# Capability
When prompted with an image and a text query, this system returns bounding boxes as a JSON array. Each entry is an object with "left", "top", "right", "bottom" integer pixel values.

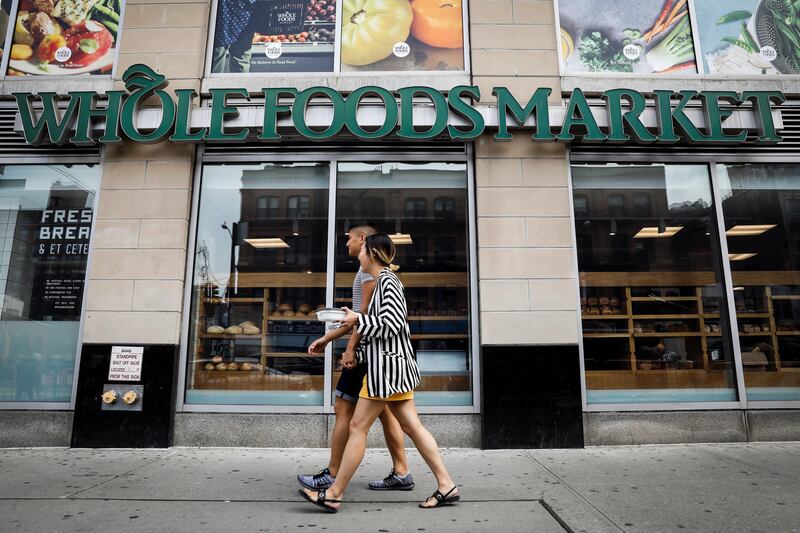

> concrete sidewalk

[{"left": 1, "top": 443, "right": 798, "bottom": 532}]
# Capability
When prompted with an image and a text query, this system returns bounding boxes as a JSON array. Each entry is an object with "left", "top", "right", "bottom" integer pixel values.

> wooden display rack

[{"left": 581, "top": 271, "right": 800, "bottom": 391}]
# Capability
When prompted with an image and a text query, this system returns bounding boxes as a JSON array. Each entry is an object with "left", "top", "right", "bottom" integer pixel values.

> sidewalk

[{"left": 1, "top": 443, "right": 798, "bottom": 532}]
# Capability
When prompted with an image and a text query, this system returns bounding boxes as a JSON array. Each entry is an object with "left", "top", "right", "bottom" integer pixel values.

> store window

[
  {"left": 185, "top": 159, "right": 474, "bottom": 408},
  {"left": 718, "top": 164, "right": 800, "bottom": 401},
  {"left": 187, "top": 163, "right": 330, "bottom": 406},
  {"left": 208, "top": 0, "right": 466, "bottom": 74},
  {"left": 695, "top": 1, "right": 799, "bottom": 75},
  {"left": 572, "top": 163, "right": 738, "bottom": 404},
  {"left": 334, "top": 162, "right": 471, "bottom": 406},
  {"left": 5, "top": 0, "right": 124, "bottom": 77},
  {"left": 0, "top": 164, "right": 99, "bottom": 403}
]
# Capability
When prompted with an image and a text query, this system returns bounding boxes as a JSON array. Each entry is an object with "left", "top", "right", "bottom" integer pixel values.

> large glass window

[
  {"left": 572, "top": 163, "right": 738, "bottom": 404},
  {"left": 208, "top": 0, "right": 465, "bottom": 74},
  {"left": 6, "top": 0, "right": 124, "bottom": 77},
  {"left": 0, "top": 164, "right": 99, "bottom": 403},
  {"left": 334, "top": 162, "right": 471, "bottom": 406},
  {"left": 187, "top": 163, "right": 330, "bottom": 406},
  {"left": 718, "top": 164, "right": 800, "bottom": 401},
  {"left": 185, "top": 159, "right": 474, "bottom": 408}
]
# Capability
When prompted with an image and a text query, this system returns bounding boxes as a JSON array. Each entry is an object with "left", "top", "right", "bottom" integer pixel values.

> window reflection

[
  {"left": 334, "top": 162, "right": 472, "bottom": 406},
  {"left": 719, "top": 164, "right": 800, "bottom": 401},
  {"left": 573, "top": 163, "right": 738, "bottom": 404},
  {"left": 187, "top": 163, "right": 329, "bottom": 406}
]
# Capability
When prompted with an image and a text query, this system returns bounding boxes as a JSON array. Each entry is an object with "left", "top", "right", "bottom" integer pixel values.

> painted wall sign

[
  {"left": 13, "top": 64, "right": 785, "bottom": 146},
  {"left": 108, "top": 346, "right": 144, "bottom": 382}
]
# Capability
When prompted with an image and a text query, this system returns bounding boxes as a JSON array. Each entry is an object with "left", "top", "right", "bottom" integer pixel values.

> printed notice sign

[{"left": 108, "top": 346, "right": 144, "bottom": 381}]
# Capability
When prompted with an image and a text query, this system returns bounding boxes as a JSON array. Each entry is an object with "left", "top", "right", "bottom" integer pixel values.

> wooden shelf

[
  {"left": 777, "top": 331, "right": 800, "bottom": 336},
  {"left": 634, "top": 332, "right": 703, "bottom": 337},
  {"left": 408, "top": 316, "right": 468, "bottom": 321},
  {"left": 203, "top": 298, "right": 263, "bottom": 303},
  {"left": 268, "top": 316, "right": 320, "bottom": 322},
  {"left": 738, "top": 332, "right": 773, "bottom": 337},
  {"left": 771, "top": 295, "right": 800, "bottom": 300},
  {"left": 198, "top": 333, "right": 265, "bottom": 339},
  {"left": 736, "top": 313, "right": 771, "bottom": 318},
  {"left": 629, "top": 296, "right": 698, "bottom": 302},
  {"left": 584, "top": 333, "right": 630, "bottom": 338},
  {"left": 411, "top": 334, "right": 468, "bottom": 339},
  {"left": 633, "top": 314, "right": 700, "bottom": 319},
  {"left": 582, "top": 315, "right": 630, "bottom": 320}
]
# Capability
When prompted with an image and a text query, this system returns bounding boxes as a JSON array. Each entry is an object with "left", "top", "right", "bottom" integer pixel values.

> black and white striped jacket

[{"left": 356, "top": 268, "right": 421, "bottom": 399}]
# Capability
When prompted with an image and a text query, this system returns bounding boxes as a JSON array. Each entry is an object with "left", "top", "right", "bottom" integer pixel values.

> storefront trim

[
  {"left": 570, "top": 151, "right": 800, "bottom": 412},
  {"left": 175, "top": 144, "right": 479, "bottom": 414}
]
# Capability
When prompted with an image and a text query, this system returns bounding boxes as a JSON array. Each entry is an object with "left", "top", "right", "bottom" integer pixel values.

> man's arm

[{"left": 341, "top": 279, "right": 375, "bottom": 363}]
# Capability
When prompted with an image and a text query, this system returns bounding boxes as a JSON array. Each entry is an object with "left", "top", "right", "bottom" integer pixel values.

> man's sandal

[
  {"left": 419, "top": 485, "right": 460, "bottom": 508},
  {"left": 299, "top": 488, "right": 342, "bottom": 513}
]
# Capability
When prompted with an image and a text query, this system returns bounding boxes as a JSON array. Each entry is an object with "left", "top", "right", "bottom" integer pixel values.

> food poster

[
  {"left": 695, "top": 0, "right": 799, "bottom": 75},
  {"left": 558, "top": 0, "right": 698, "bottom": 74},
  {"left": 7, "top": 0, "right": 122, "bottom": 76},
  {"left": 211, "top": 0, "right": 337, "bottom": 74},
  {"left": 0, "top": 0, "right": 12, "bottom": 60},
  {"left": 340, "top": 0, "right": 464, "bottom": 72}
]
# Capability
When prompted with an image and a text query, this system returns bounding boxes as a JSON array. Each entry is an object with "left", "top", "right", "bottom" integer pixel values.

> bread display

[
  {"left": 215, "top": 362, "right": 228, "bottom": 370},
  {"left": 211, "top": 356, "right": 223, "bottom": 363},
  {"left": 298, "top": 304, "right": 312, "bottom": 313},
  {"left": 227, "top": 362, "right": 240, "bottom": 371},
  {"left": 278, "top": 303, "right": 292, "bottom": 312},
  {"left": 283, "top": 310, "right": 296, "bottom": 317},
  {"left": 242, "top": 325, "right": 261, "bottom": 335},
  {"left": 207, "top": 325, "right": 225, "bottom": 334},
  {"left": 224, "top": 325, "right": 243, "bottom": 335},
  {"left": 204, "top": 363, "right": 215, "bottom": 370},
  {"left": 238, "top": 321, "right": 256, "bottom": 328},
  {"left": 240, "top": 362, "right": 254, "bottom": 371}
]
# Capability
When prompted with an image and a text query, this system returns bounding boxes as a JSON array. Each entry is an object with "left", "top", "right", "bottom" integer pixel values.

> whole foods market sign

[{"left": 14, "top": 64, "right": 785, "bottom": 146}]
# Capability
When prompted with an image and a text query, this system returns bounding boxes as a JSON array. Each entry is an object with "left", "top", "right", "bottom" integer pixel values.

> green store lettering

[{"left": 12, "top": 64, "right": 785, "bottom": 147}]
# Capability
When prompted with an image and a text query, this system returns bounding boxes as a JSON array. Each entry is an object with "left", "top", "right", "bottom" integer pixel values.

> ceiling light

[
  {"left": 390, "top": 233, "right": 413, "bottom": 245},
  {"left": 633, "top": 226, "right": 683, "bottom": 238},
  {"left": 728, "top": 253, "right": 757, "bottom": 261},
  {"left": 726, "top": 224, "right": 777, "bottom": 236},
  {"left": 244, "top": 238, "right": 289, "bottom": 248}
]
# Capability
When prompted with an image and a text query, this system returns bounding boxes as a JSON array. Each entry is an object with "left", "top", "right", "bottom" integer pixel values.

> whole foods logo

[
  {"left": 276, "top": 10, "right": 297, "bottom": 23},
  {"left": 12, "top": 64, "right": 786, "bottom": 146}
]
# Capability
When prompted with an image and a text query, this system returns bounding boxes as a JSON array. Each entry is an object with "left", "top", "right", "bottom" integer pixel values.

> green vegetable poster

[
  {"left": 695, "top": 0, "right": 798, "bottom": 74},
  {"left": 558, "top": 0, "right": 697, "bottom": 74}
]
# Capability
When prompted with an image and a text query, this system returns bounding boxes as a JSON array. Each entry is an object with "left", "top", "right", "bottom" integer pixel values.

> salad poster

[
  {"left": 0, "top": 0, "right": 11, "bottom": 62},
  {"left": 7, "top": 0, "right": 122, "bottom": 76},
  {"left": 695, "top": 0, "right": 800, "bottom": 75},
  {"left": 211, "top": 0, "right": 464, "bottom": 74},
  {"left": 558, "top": 0, "right": 698, "bottom": 74}
]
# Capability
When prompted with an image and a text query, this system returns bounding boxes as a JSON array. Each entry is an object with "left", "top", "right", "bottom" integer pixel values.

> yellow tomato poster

[{"left": 340, "top": 0, "right": 464, "bottom": 72}]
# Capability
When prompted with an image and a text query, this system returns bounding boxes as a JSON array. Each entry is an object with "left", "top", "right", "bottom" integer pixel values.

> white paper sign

[{"left": 108, "top": 346, "right": 144, "bottom": 381}]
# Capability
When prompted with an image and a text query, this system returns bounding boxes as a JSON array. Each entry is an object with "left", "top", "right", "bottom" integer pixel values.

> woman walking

[{"left": 300, "top": 233, "right": 459, "bottom": 512}]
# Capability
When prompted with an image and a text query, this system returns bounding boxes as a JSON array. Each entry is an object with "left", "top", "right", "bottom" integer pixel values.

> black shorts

[{"left": 335, "top": 363, "right": 368, "bottom": 403}]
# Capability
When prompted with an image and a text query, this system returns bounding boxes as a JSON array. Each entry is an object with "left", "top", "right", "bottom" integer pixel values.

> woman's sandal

[
  {"left": 299, "top": 488, "right": 342, "bottom": 513},
  {"left": 419, "top": 485, "right": 460, "bottom": 508}
]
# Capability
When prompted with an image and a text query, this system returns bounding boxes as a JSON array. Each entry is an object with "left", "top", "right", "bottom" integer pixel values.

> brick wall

[{"left": 470, "top": 1, "right": 579, "bottom": 346}]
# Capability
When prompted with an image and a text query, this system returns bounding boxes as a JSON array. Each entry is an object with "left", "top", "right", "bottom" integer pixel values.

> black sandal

[
  {"left": 419, "top": 485, "right": 460, "bottom": 508},
  {"left": 299, "top": 488, "right": 342, "bottom": 513}
]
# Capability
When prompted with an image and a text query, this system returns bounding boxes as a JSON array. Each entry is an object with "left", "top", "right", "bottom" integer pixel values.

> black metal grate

[
  {"left": 0, "top": 103, "right": 101, "bottom": 162},
  {"left": 571, "top": 104, "right": 800, "bottom": 162}
]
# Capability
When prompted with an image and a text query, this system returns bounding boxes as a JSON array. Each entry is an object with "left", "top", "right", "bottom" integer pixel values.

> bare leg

[
  {"left": 379, "top": 405, "right": 409, "bottom": 475},
  {"left": 305, "top": 397, "right": 386, "bottom": 506},
  {"left": 327, "top": 397, "right": 356, "bottom": 476},
  {"left": 387, "top": 399, "right": 457, "bottom": 507}
]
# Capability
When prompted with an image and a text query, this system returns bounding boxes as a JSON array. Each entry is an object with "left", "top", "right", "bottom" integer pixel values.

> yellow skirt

[{"left": 359, "top": 377, "right": 413, "bottom": 401}]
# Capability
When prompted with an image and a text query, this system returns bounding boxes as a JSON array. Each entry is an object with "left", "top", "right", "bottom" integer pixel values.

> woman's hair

[{"left": 364, "top": 233, "right": 398, "bottom": 270}]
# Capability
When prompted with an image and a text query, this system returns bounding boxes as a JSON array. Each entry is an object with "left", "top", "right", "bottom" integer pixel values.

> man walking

[{"left": 298, "top": 222, "right": 415, "bottom": 492}]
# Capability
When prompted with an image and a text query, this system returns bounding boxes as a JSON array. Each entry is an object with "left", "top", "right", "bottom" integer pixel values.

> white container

[{"left": 316, "top": 308, "right": 346, "bottom": 322}]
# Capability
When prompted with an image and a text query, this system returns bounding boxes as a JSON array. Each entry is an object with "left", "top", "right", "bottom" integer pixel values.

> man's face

[{"left": 346, "top": 229, "right": 364, "bottom": 257}]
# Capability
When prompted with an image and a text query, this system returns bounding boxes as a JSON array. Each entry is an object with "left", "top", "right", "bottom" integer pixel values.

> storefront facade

[{"left": 1, "top": 0, "right": 799, "bottom": 448}]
